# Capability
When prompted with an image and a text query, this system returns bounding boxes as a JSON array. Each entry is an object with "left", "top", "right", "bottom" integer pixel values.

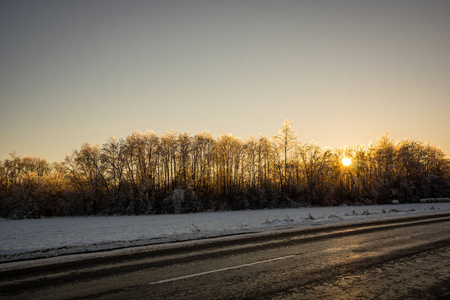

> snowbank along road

[
  {"left": 2, "top": 203, "right": 449, "bottom": 262},
  {"left": 1, "top": 213, "right": 450, "bottom": 299}
]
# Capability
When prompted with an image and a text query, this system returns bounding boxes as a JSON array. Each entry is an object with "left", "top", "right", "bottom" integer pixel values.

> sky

[{"left": 1, "top": 0, "right": 449, "bottom": 163}]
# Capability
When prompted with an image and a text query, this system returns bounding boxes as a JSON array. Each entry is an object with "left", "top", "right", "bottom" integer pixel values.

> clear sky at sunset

[{"left": 1, "top": 0, "right": 449, "bottom": 163}]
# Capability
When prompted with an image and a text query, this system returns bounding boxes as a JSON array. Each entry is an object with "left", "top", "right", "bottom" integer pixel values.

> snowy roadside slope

[{"left": 1, "top": 203, "right": 450, "bottom": 263}]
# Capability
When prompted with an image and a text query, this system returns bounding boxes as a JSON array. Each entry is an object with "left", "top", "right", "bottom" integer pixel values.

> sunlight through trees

[{"left": 1, "top": 122, "right": 449, "bottom": 218}]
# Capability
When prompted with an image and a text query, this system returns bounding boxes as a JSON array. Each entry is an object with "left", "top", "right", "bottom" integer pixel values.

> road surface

[{"left": 1, "top": 213, "right": 450, "bottom": 299}]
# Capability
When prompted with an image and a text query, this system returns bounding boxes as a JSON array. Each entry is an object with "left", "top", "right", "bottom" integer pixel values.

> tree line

[{"left": 1, "top": 121, "right": 449, "bottom": 219}]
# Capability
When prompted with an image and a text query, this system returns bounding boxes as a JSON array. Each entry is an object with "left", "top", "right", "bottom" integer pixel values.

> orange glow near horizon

[{"left": 0, "top": 2, "right": 449, "bottom": 163}]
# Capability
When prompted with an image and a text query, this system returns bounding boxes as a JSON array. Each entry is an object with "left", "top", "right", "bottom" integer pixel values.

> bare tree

[{"left": 273, "top": 120, "right": 298, "bottom": 193}]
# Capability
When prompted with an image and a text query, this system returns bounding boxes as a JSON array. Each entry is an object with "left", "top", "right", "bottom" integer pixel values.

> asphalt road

[{"left": 1, "top": 213, "right": 450, "bottom": 299}]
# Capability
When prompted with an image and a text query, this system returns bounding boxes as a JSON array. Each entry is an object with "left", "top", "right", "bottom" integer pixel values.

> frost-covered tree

[
  {"left": 274, "top": 120, "right": 298, "bottom": 193},
  {"left": 1, "top": 124, "right": 450, "bottom": 218}
]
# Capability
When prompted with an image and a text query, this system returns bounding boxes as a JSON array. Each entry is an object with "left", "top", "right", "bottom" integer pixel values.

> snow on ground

[{"left": 1, "top": 203, "right": 450, "bottom": 263}]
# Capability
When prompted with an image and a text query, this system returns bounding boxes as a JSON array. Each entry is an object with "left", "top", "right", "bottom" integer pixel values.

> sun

[{"left": 342, "top": 157, "right": 352, "bottom": 167}]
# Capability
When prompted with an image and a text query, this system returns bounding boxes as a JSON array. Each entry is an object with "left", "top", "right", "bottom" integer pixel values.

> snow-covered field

[{"left": 1, "top": 203, "right": 450, "bottom": 263}]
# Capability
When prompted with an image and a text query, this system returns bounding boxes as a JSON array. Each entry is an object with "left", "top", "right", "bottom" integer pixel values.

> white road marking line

[{"left": 148, "top": 254, "right": 296, "bottom": 285}]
